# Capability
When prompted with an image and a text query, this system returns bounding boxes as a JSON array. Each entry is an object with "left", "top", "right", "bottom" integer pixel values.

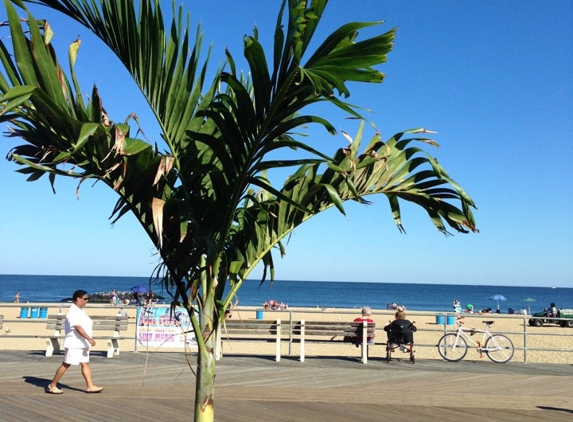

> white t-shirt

[{"left": 64, "top": 304, "right": 93, "bottom": 349}]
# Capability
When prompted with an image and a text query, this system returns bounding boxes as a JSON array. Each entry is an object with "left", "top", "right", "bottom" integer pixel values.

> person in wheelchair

[{"left": 384, "top": 310, "right": 417, "bottom": 362}]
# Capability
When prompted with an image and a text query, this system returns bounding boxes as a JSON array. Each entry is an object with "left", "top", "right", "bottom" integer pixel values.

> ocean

[{"left": 1, "top": 274, "right": 571, "bottom": 314}]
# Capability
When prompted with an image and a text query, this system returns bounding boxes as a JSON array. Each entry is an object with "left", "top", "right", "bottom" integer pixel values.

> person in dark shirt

[{"left": 384, "top": 310, "right": 417, "bottom": 347}]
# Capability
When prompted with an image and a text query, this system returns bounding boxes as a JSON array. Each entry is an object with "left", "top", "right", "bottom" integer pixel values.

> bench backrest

[
  {"left": 293, "top": 320, "right": 375, "bottom": 339},
  {"left": 46, "top": 314, "right": 128, "bottom": 334},
  {"left": 221, "top": 319, "right": 282, "bottom": 336}
]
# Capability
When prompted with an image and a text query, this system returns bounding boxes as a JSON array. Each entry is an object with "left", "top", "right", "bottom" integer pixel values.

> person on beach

[
  {"left": 225, "top": 298, "right": 238, "bottom": 320},
  {"left": 14, "top": 292, "right": 19, "bottom": 303},
  {"left": 109, "top": 289, "right": 116, "bottom": 306},
  {"left": 545, "top": 303, "right": 557, "bottom": 317},
  {"left": 45, "top": 290, "right": 104, "bottom": 394},
  {"left": 352, "top": 306, "right": 375, "bottom": 345},
  {"left": 390, "top": 302, "right": 407, "bottom": 312},
  {"left": 145, "top": 290, "right": 154, "bottom": 306}
]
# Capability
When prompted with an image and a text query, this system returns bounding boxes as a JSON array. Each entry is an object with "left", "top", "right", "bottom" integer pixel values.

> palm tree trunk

[{"left": 194, "top": 303, "right": 217, "bottom": 421}]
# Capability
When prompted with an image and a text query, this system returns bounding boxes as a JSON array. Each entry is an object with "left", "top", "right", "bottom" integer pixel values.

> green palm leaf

[{"left": 1, "top": 2, "right": 477, "bottom": 420}]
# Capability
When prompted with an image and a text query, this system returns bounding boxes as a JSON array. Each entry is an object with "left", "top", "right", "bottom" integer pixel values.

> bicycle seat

[{"left": 482, "top": 320, "right": 495, "bottom": 325}]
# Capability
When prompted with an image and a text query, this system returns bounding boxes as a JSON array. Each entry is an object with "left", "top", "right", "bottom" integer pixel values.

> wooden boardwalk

[{"left": 0, "top": 350, "right": 572, "bottom": 421}]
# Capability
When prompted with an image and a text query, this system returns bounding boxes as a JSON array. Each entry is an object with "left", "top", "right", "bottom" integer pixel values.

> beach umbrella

[
  {"left": 522, "top": 297, "right": 536, "bottom": 314},
  {"left": 488, "top": 294, "right": 507, "bottom": 311},
  {"left": 130, "top": 285, "right": 149, "bottom": 294}
]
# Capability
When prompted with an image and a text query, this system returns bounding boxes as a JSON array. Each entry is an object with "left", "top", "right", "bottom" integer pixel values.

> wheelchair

[{"left": 384, "top": 320, "right": 417, "bottom": 363}]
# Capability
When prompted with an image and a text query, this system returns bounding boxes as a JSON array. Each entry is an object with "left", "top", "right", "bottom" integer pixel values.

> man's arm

[{"left": 74, "top": 325, "right": 96, "bottom": 347}]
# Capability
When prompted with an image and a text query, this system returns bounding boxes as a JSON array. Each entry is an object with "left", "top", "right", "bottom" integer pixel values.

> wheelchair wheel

[
  {"left": 437, "top": 333, "right": 467, "bottom": 362},
  {"left": 485, "top": 334, "right": 514, "bottom": 363}
]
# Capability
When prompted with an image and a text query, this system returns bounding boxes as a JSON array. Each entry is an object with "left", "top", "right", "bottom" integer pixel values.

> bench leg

[
  {"left": 45, "top": 338, "right": 60, "bottom": 357},
  {"left": 275, "top": 320, "right": 281, "bottom": 362},
  {"left": 106, "top": 339, "right": 120, "bottom": 358},
  {"left": 361, "top": 344, "right": 368, "bottom": 364}
]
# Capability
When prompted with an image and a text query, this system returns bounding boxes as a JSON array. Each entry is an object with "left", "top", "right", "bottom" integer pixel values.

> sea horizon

[
  {"left": 2, "top": 272, "right": 570, "bottom": 289},
  {"left": 1, "top": 274, "right": 571, "bottom": 314}
]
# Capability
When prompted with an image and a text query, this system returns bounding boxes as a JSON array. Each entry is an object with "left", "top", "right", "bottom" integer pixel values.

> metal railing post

[
  {"left": 523, "top": 318, "right": 528, "bottom": 364},
  {"left": 288, "top": 310, "right": 293, "bottom": 356}
]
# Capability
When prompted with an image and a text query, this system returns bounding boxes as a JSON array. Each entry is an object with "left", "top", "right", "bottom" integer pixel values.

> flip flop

[
  {"left": 46, "top": 386, "right": 63, "bottom": 394},
  {"left": 86, "top": 386, "right": 104, "bottom": 393}
]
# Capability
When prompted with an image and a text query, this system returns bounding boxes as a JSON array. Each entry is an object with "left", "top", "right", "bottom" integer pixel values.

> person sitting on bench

[{"left": 352, "top": 306, "right": 375, "bottom": 346}]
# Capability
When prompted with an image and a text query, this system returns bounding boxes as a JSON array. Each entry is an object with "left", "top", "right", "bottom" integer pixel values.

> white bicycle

[{"left": 437, "top": 318, "right": 514, "bottom": 363}]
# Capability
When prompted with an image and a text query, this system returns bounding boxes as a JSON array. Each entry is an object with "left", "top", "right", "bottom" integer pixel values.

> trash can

[
  {"left": 446, "top": 315, "right": 455, "bottom": 325},
  {"left": 19, "top": 307, "right": 30, "bottom": 318},
  {"left": 256, "top": 310, "right": 264, "bottom": 320},
  {"left": 30, "top": 307, "right": 39, "bottom": 318},
  {"left": 435, "top": 315, "right": 444, "bottom": 325},
  {"left": 39, "top": 307, "right": 48, "bottom": 318}
]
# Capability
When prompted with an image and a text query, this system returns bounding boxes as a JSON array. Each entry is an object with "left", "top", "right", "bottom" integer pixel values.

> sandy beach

[{"left": 1, "top": 303, "right": 571, "bottom": 364}]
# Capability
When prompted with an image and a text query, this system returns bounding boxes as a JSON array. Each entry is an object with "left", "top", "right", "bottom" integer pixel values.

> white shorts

[{"left": 63, "top": 348, "right": 90, "bottom": 365}]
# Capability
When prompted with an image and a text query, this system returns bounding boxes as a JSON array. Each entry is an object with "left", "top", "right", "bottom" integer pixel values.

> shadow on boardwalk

[{"left": 0, "top": 350, "right": 572, "bottom": 421}]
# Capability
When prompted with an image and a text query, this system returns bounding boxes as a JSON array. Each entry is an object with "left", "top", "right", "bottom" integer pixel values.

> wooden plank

[
  {"left": 0, "top": 350, "right": 572, "bottom": 422},
  {"left": 293, "top": 320, "right": 376, "bottom": 339},
  {"left": 221, "top": 320, "right": 282, "bottom": 337},
  {"left": 92, "top": 315, "right": 129, "bottom": 321}
]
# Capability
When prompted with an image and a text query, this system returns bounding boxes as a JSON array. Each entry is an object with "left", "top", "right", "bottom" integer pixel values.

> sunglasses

[{"left": 81, "top": 297, "right": 89, "bottom": 300}]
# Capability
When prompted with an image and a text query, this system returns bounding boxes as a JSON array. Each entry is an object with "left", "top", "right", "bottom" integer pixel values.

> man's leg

[
  {"left": 80, "top": 360, "right": 104, "bottom": 392},
  {"left": 47, "top": 362, "right": 70, "bottom": 390},
  {"left": 80, "top": 362, "right": 95, "bottom": 389}
]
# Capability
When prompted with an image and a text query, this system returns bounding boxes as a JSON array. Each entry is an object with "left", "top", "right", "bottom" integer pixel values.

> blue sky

[{"left": 0, "top": 1, "right": 571, "bottom": 287}]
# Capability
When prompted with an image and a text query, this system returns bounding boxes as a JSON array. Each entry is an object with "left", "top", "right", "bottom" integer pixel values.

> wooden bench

[
  {"left": 215, "top": 319, "right": 283, "bottom": 361},
  {"left": 44, "top": 314, "right": 129, "bottom": 358},
  {"left": 294, "top": 320, "right": 376, "bottom": 363}
]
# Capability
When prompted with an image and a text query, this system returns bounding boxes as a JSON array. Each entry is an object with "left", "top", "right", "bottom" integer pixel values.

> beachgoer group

[
  {"left": 387, "top": 302, "right": 407, "bottom": 312},
  {"left": 478, "top": 307, "right": 493, "bottom": 314},
  {"left": 262, "top": 300, "right": 288, "bottom": 310},
  {"left": 452, "top": 300, "right": 476, "bottom": 314},
  {"left": 133, "top": 292, "right": 145, "bottom": 306}
]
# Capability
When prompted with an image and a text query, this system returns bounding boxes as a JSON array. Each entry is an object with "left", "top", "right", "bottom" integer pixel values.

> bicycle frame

[{"left": 452, "top": 324, "right": 496, "bottom": 353}]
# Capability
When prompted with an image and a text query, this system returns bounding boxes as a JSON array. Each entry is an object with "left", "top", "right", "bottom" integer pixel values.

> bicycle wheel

[
  {"left": 437, "top": 333, "right": 467, "bottom": 362},
  {"left": 485, "top": 334, "right": 514, "bottom": 363}
]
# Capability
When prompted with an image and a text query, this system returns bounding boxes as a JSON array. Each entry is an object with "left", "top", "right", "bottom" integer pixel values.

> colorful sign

[{"left": 136, "top": 306, "right": 197, "bottom": 350}]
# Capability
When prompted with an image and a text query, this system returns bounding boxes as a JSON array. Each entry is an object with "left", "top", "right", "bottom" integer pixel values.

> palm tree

[{"left": 0, "top": 1, "right": 477, "bottom": 420}]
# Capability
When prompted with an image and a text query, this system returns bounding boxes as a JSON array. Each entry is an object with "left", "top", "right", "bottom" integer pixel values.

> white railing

[
  {"left": 248, "top": 308, "right": 573, "bottom": 364},
  {"left": 2, "top": 305, "right": 572, "bottom": 363}
]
